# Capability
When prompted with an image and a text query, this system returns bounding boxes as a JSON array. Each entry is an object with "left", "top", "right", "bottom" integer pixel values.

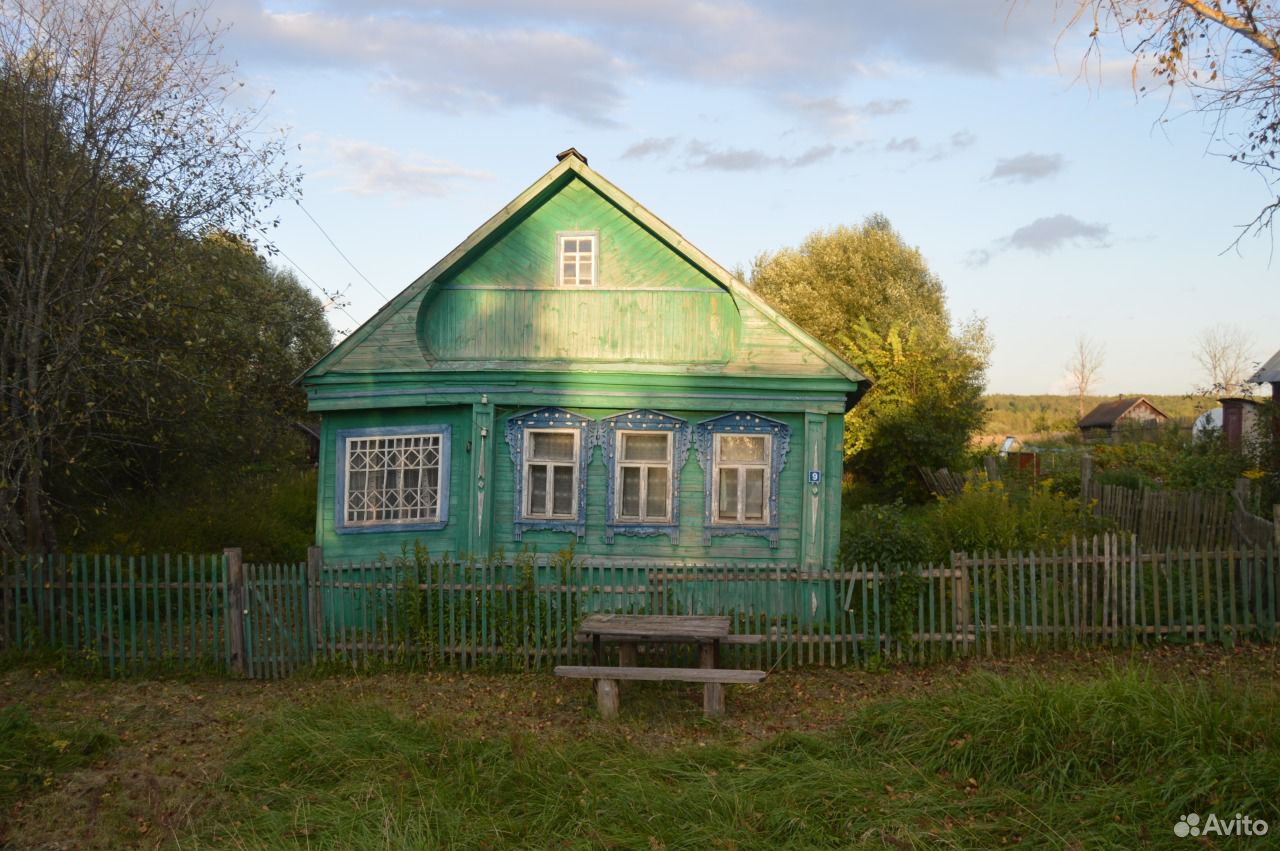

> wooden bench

[
  {"left": 558, "top": 615, "right": 767, "bottom": 718},
  {"left": 555, "top": 665, "right": 766, "bottom": 718}
]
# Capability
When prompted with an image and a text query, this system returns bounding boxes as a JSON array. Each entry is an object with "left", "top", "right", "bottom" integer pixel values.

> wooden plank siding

[
  {"left": 316, "top": 405, "right": 844, "bottom": 568},
  {"left": 318, "top": 176, "right": 848, "bottom": 380},
  {"left": 302, "top": 155, "right": 865, "bottom": 569}
]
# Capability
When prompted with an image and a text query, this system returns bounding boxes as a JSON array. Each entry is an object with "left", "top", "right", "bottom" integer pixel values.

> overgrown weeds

[{"left": 198, "top": 665, "right": 1280, "bottom": 850}]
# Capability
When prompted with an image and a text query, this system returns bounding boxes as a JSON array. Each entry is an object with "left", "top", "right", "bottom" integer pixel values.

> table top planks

[{"left": 579, "top": 614, "right": 730, "bottom": 642}]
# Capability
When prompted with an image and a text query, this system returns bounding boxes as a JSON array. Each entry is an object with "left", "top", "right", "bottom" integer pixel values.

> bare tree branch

[
  {"left": 1066, "top": 334, "right": 1106, "bottom": 417},
  {"left": 1193, "top": 322, "right": 1256, "bottom": 394}
]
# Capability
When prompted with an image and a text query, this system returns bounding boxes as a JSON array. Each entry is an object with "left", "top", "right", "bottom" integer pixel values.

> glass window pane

[
  {"left": 646, "top": 467, "right": 668, "bottom": 518},
  {"left": 579, "top": 237, "right": 593, "bottom": 255},
  {"left": 578, "top": 260, "right": 592, "bottom": 282},
  {"left": 563, "top": 238, "right": 577, "bottom": 253},
  {"left": 718, "top": 468, "right": 739, "bottom": 520},
  {"left": 621, "top": 433, "right": 668, "bottom": 462},
  {"left": 552, "top": 465, "right": 574, "bottom": 515},
  {"left": 529, "top": 465, "right": 548, "bottom": 516},
  {"left": 744, "top": 468, "right": 765, "bottom": 521},
  {"left": 562, "top": 261, "right": 575, "bottom": 281},
  {"left": 531, "top": 431, "right": 576, "bottom": 461},
  {"left": 620, "top": 467, "right": 641, "bottom": 519},
  {"left": 720, "top": 435, "right": 766, "bottom": 463}
]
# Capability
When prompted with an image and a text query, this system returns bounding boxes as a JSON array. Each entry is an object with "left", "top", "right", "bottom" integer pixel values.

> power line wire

[
  {"left": 272, "top": 244, "right": 361, "bottom": 336},
  {"left": 293, "top": 199, "right": 389, "bottom": 301}
]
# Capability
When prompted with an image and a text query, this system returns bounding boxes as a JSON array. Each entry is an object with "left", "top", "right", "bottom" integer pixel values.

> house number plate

[{"left": 808, "top": 470, "right": 821, "bottom": 484}]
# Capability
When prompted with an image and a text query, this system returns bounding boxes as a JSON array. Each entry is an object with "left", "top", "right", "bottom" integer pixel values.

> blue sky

[{"left": 212, "top": 0, "right": 1279, "bottom": 394}]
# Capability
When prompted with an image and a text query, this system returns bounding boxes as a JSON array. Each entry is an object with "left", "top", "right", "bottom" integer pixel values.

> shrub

[
  {"left": 839, "top": 501, "right": 929, "bottom": 567},
  {"left": 60, "top": 467, "right": 316, "bottom": 562},
  {"left": 921, "top": 478, "right": 1105, "bottom": 561}
]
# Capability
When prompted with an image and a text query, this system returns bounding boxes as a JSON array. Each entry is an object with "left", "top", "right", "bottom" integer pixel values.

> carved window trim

[
  {"left": 505, "top": 407, "right": 591, "bottom": 540},
  {"left": 595, "top": 410, "right": 690, "bottom": 544},
  {"left": 694, "top": 413, "right": 790, "bottom": 547}
]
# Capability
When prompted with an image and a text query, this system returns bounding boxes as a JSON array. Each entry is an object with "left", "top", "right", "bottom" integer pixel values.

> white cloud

[
  {"left": 621, "top": 137, "right": 679, "bottom": 160},
  {"left": 324, "top": 140, "right": 490, "bottom": 198},
  {"left": 684, "top": 139, "right": 837, "bottom": 170},
  {"left": 989, "top": 152, "right": 1066, "bottom": 183},
  {"left": 215, "top": 0, "right": 1060, "bottom": 124},
  {"left": 1003, "top": 214, "right": 1110, "bottom": 253}
]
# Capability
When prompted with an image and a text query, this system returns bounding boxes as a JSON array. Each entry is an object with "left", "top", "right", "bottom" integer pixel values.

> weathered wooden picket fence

[{"left": 2, "top": 536, "right": 1277, "bottom": 679}]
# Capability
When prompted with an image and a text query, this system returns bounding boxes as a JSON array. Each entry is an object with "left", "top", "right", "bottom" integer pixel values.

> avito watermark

[{"left": 1175, "top": 812, "right": 1269, "bottom": 838}]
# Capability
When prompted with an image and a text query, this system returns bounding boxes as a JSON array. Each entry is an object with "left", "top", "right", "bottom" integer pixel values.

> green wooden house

[{"left": 301, "top": 149, "right": 867, "bottom": 568}]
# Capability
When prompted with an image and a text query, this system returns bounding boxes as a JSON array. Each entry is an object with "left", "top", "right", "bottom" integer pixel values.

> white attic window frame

[{"left": 556, "top": 231, "right": 597, "bottom": 287}]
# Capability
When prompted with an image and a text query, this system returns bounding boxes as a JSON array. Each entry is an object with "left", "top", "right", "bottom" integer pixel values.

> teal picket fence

[
  {"left": 2, "top": 535, "right": 1277, "bottom": 678},
  {"left": 0, "top": 553, "right": 229, "bottom": 675}
]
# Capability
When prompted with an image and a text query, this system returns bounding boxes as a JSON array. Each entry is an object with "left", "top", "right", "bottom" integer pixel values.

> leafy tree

[
  {"left": 751, "top": 214, "right": 948, "bottom": 344},
  {"left": 841, "top": 320, "right": 990, "bottom": 498},
  {"left": 0, "top": 0, "right": 299, "bottom": 552},
  {"left": 751, "top": 216, "right": 990, "bottom": 500},
  {"left": 1059, "top": 0, "right": 1280, "bottom": 237}
]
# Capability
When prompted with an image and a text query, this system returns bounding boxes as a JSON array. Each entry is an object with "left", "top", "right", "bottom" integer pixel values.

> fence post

[
  {"left": 1273, "top": 505, "right": 1279, "bottom": 548},
  {"left": 224, "top": 547, "right": 246, "bottom": 676},
  {"left": 1080, "top": 456, "right": 1093, "bottom": 508},
  {"left": 307, "top": 546, "right": 323, "bottom": 662}
]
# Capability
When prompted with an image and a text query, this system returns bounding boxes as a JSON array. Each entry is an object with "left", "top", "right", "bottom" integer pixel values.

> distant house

[
  {"left": 1247, "top": 348, "right": 1280, "bottom": 440},
  {"left": 1249, "top": 349, "right": 1280, "bottom": 402},
  {"left": 1218, "top": 398, "right": 1263, "bottom": 450},
  {"left": 1077, "top": 397, "right": 1169, "bottom": 442}
]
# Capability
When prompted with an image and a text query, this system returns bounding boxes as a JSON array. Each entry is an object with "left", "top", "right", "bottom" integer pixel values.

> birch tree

[
  {"left": 0, "top": 0, "right": 298, "bottom": 552},
  {"left": 1066, "top": 335, "right": 1106, "bottom": 416},
  {"left": 1193, "top": 322, "right": 1256, "bottom": 393}
]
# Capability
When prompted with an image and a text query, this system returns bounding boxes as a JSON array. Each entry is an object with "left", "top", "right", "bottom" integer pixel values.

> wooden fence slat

[{"left": 6, "top": 536, "right": 1280, "bottom": 677}]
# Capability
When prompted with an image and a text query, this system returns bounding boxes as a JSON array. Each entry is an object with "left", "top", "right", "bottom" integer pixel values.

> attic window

[{"left": 557, "top": 232, "right": 596, "bottom": 287}]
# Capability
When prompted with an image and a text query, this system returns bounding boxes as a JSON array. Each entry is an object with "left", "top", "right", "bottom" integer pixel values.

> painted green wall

[
  {"left": 324, "top": 174, "right": 855, "bottom": 381},
  {"left": 306, "top": 164, "right": 864, "bottom": 568},
  {"left": 316, "top": 403, "right": 846, "bottom": 568}
]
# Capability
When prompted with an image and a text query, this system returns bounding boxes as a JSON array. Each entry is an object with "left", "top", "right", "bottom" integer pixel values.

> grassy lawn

[{"left": 2, "top": 646, "right": 1278, "bottom": 850}]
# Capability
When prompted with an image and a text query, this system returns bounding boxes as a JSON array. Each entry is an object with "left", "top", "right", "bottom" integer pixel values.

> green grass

[
  {"left": 199, "top": 666, "right": 1280, "bottom": 850},
  {"left": 0, "top": 706, "right": 114, "bottom": 810}
]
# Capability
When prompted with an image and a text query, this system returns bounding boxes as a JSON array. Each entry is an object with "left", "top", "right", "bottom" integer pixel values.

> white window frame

[
  {"left": 341, "top": 430, "right": 447, "bottom": 528},
  {"left": 614, "top": 430, "right": 674, "bottom": 524},
  {"left": 522, "top": 427, "right": 581, "bottom": 521},
  {"left": 710, "top": 432, "right": 772, "bottom": 526},
  {"left": 556, "top": 231, "right": 597, "bottom": 287}
]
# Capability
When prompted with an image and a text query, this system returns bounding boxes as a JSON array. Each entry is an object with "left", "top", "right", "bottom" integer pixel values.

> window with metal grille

[{"left": 344, "top": 433, "right": 443, "bottom": 525}]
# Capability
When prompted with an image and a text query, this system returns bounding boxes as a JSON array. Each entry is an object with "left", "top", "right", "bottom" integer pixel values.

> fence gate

[{"left": 242, "top": 561, "right": 311, "bottom": 678}]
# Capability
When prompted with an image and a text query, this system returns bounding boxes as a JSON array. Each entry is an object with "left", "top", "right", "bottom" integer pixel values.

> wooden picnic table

[
  {"left": 560, "top": 614, "right": 763, "bottom": 717},
  {"left": 581, "top": 613, "right": 729, "bottom": 667}
]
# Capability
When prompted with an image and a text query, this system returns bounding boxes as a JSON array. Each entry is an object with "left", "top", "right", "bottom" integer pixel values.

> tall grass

[{"left": 200, "top": 666, "right": 1280, "bottom": 850}]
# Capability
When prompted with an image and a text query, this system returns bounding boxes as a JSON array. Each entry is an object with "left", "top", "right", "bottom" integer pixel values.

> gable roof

[
  {"left": 1078, "top": 397, "right": 1168, "bottom": 428},
  {"left": 1249, "top": 349, "right": 1280, "bottom": 384},
  {"left": 300, "top": 154, "right": 866, "bottom": 387}
]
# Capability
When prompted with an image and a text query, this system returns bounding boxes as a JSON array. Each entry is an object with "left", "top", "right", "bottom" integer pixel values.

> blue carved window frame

[
  {"left": 505, "top": 407, "right": 592, "bottom": 540},
  {"left": 334, "top": 424, "right": 452, "bottom": 535},
  {"left": 694, "top": 413, "right": 791, "bottom": 547},
  {"left": 595, "top": 410, "right": 690, "bottom": 544}
]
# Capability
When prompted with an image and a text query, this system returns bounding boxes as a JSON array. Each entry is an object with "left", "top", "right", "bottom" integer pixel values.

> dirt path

[{"left": 3, "top": 643, "right": 1277, "bottom": 849}]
